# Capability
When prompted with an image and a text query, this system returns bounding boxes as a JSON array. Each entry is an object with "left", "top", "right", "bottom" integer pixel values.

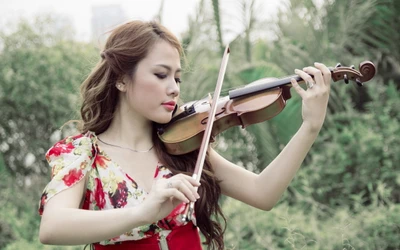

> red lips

[
  {"left": 162, "top": 101, "right": 176, "bottom": 111},
  {"left": 162, "top": 101, "right": 176, "bottom": 106}
]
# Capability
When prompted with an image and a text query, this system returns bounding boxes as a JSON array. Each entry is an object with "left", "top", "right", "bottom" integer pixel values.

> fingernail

[
  {"left": 314, "top": 62, "right": 320, "bottom": 65},
  {"left": 294, "top": 69, "right": 299, "bottom": 73}
]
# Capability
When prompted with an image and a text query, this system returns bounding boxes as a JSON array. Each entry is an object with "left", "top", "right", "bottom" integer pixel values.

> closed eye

[
  {"left": 155, "top": 74, "right": 181, "bottom": 84},
  {"left": 155, "top": 73, "right": 167, "bottom": 79}
]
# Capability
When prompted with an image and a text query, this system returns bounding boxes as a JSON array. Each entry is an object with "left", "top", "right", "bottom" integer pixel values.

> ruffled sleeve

[{"left": 38, "top": 133, "right": 95, "bottom": 215}]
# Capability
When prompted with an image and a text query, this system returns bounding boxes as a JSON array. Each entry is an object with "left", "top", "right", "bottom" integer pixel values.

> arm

[
  {"left": 39, "top": 177, "right": 148, "bottom": 245},
  {"left": 210, "top": 63, "right": 331, "bottom": 210},
  {"left": 40, "top": 174, "right": 200, "bottom": 245}
]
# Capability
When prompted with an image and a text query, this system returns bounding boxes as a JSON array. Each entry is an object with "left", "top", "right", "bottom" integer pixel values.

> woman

[{"left": 38, "top": 20, "right": 331, "bottom": 250}]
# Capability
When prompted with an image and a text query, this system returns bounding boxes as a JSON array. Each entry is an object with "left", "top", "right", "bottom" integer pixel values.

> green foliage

[
  {"left": 211, "top": 0, "right": 224, "bottom": 54},
  {"left": 0, "top": 154, "right": 16, "bottom": 249},
  {"left": 5, "top": 240, "right": 83, "bottom": 250},
  {"left": 355, "top": 205, "right": 400, "bottom": 249},
  {"left": 295, "top": 81, "right": 400, "bottom": 207},
  {"left": 0, "top": 171, "right": 83, "bottom": 250},
  {"left": 0, "top": 16, "right": 98, "bottom": 177},
  {"left": 0, "top": 220, "right": 15, "bottom": 250},
  {"left": 326, "top": 0, "right": 400, "bottom": 65},
  {"left": 0, "top": 153, "right": 42, "bottom": 248},
  {"left": 223, "top": 199, "right": 400, "bottom": 249},
  {"left": 0, "top": 16, "right": 97, "bottom": 250}
]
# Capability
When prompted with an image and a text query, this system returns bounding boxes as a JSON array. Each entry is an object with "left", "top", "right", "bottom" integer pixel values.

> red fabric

[{"left": 93, "top": 222, "right": 202, "bottom": 250}]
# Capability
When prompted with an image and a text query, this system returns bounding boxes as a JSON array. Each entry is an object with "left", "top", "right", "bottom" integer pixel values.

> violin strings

[
  {"left": 202, "top": 86, "right": 244, "bottom": 99},
  {"left": 182, "top": 85, "right": 245, "bottom": 109}
]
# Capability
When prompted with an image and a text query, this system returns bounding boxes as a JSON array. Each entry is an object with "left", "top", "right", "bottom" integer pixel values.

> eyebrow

[{"left": 155, "top": 64, "right": 181, "bottom": 73}]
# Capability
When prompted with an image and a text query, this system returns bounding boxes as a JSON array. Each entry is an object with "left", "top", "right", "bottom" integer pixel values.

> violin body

[
  {"left": 159, "top": 86, "right": 291, "bottom": 155},
  {"left": 158, "top": 61, "right": 376, "bottom": 155}
]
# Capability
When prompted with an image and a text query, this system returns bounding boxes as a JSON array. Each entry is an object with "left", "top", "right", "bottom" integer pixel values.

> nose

[{"left": 167, "top": 79, "right": 180, "bottom": 97}]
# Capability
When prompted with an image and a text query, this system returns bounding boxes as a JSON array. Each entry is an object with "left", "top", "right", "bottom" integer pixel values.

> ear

[
  {"left": 115, "top": 82, "right": 127, "bottom": 92},
  {"left": 116, "top": 74, "right": 132, "bottom": 92}
]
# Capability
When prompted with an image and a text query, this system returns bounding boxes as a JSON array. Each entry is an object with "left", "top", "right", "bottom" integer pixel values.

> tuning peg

[
  {"left": 350, "top": 65, "right": 355, "bottom": 69},
  {"left": 336, "top": 63, "right": 342, "bottom": 68},
  {"left": 344, "top": 74, "right": 349, "bottom": 84},
  {"left": 356, "top": 78, "right": 363, "bottom": 86}
]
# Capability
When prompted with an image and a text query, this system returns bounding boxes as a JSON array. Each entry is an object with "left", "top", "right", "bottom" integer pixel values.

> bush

[
  {"left": 353, "top": 205, "right": 400, "bottom": 249},
  {"left": 295, "top": 82, "right": 400, "bottom": 208},
  {"left": 0, "top": 220, "right": 16, "bottom": 249},
  {"left": 4, "top": 239, "right": 83, "bottom": 250},
  {"left": 222, "top": 198, "right": 400, "bottom": 249}
]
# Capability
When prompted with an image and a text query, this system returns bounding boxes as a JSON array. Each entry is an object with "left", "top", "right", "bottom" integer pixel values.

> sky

[{"left": 0, "top": 0, "right": 285, "bottom": 42}]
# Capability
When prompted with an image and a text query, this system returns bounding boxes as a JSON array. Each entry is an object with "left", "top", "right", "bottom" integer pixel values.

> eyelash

[{"left": 155, "top": 74, "right": 181, "bottom": 84}]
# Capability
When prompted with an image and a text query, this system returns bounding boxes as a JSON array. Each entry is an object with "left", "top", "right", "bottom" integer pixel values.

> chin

[{"left": 153, "top": 115, "right": 173, "bottom": 124}]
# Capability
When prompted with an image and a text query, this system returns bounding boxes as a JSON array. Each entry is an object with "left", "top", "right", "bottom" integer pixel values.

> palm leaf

[{"left": 211, "top": 0, "right": 224, "bottom": 54}]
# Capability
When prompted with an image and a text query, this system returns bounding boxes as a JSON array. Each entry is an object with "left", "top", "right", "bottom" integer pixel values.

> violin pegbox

[{"left": 330, "top": 61, "right": 376, "bottom": 86}]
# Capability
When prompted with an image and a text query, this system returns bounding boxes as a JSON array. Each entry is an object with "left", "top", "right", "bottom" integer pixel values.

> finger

[
  {"left": 295, "top": 68, "right": 315, "bottom": 87},
  {"left": 314, "top": 62, "right": 332, "bottom": 87},
  {"left": 290, "top": 77, "right": 306, "bottom": 99},
  {"left": 176, "top": 180, "right": 198, "bottom": 202},
  {"left": 171, "top": 178, "right": 199, "bottom": 202},
  {"left": 164, "top": 188, "right": 190, "bottom": 203},
  {"left": 302, "top": 66, "right": 323, "bottom": 87},
  {"left": 166, "top": 178, "right": 199, "bottom": 202},
  {"left": 181, "top": 178, "right": 200, "bottom": 200},
  {"left": 175, "top": 173, "right": 201, "bottom": 187}
]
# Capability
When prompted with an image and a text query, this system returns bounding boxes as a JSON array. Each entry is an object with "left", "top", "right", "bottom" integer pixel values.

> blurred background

[{"left": 0, "top": 0, "right": 399, "bottom": 249}]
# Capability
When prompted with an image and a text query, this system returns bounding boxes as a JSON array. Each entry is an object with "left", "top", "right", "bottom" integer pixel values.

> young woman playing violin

[{"left": 38, "top": 20, "right": 331, "bottom": 250}]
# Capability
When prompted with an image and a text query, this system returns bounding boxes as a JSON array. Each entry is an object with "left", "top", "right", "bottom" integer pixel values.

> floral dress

[{"left": 38, "top": 131, "right": 196, "bottom": 246}]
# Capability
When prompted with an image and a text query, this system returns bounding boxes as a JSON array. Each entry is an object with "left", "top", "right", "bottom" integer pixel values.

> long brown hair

[{"left": 79, "top": 20, "right": 226, "bottom": 249}]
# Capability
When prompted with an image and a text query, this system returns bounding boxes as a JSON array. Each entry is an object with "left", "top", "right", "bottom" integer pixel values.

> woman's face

[{"left": 123, "top": 40, "right": 181, "bottom": 124}]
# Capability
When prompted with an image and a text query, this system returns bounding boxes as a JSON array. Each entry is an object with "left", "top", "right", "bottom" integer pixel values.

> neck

[
  {"left": 100, "top": 105, "right": 153, "bottom": 150},
  {"left": 228, "top": 75, "right": 304, "bottom": 99}
]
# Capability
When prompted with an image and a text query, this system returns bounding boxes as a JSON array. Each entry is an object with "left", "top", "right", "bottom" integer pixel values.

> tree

[
  {"left": 0, "top": 16, "right": 98, "bottom": 180},
  {"left": 0, "top": 15, "right": 97, "bottom": 249}
]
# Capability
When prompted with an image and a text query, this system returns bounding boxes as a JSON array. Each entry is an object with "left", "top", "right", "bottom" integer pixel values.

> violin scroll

[
  {"left": 330, "top": 61, "right": 376, "bottom": 86},
  {"left": 358, "top": 61, "right": 376, "bottom": 83}
]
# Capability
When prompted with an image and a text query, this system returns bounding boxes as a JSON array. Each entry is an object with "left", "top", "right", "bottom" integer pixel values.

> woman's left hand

[{"left": 291, "top": 62, "right": 331, "bottom": 132}]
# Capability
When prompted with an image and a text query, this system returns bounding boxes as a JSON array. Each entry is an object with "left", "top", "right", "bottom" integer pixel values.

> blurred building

[{"left": 91, "top": 5, "right": 127, "bottom": 45}]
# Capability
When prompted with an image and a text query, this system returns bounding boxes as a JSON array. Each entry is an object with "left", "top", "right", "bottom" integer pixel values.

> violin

[{"left": 157, "top": 61, "right": 376, "bottom": 155}]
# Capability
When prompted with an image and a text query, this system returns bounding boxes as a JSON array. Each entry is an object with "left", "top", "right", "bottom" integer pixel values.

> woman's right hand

[{"left": 140, "top": 174, "right": 201, "bottom": 222}]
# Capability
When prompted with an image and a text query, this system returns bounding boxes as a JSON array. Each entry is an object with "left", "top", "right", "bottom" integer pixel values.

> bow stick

[{"left": 181, "top": 45, "right": 231, "bottom": 222}]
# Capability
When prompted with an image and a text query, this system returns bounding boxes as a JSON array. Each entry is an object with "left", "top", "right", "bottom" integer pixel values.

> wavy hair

[{"left": 79, "top": 20, "right": 226, "bottom": 249}]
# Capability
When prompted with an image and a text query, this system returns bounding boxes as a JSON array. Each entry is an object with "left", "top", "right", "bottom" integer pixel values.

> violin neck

[{"left": 228, "top": 75, "right": 304, "bottom": 99}]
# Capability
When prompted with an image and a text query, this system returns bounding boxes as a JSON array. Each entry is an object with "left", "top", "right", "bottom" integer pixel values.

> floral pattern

[
  {"left": 62, "top": 168, "right": 84, "bottom": 186},
  {"left": 38, "top": 131, "right": 195, "bottom": 245}
]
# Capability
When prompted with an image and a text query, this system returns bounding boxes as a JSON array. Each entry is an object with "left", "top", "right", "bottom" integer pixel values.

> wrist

[
  {"left": 129, "top": 204, "right": 153, "bottom": 226},
  {"left": 301, "top": 121, "right": 322, "bottom": 135}
]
